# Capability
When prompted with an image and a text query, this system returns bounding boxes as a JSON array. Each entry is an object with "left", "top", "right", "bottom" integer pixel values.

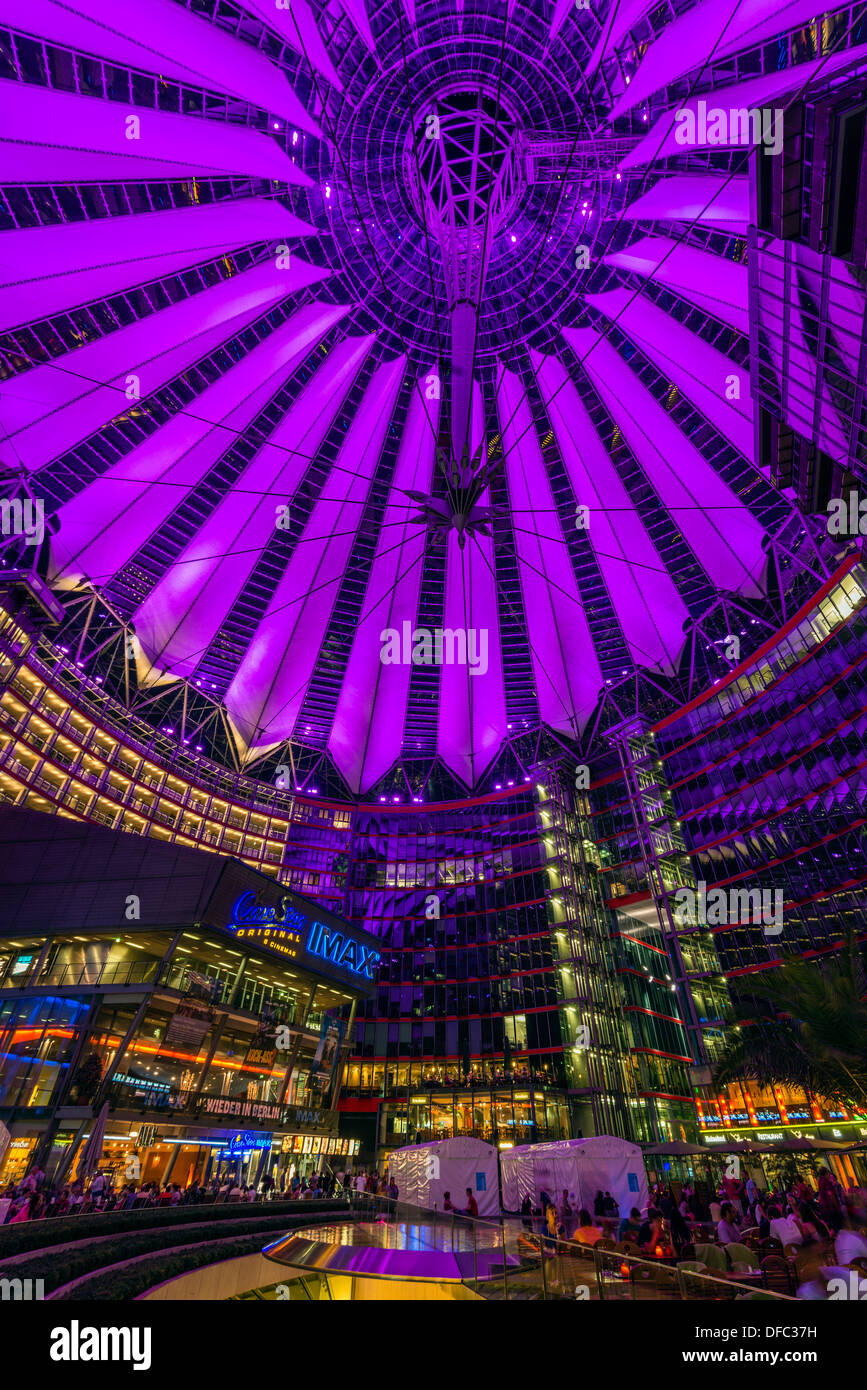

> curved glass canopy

[{"left": 0, "top": 0, "right": 851, "bottom": 796}]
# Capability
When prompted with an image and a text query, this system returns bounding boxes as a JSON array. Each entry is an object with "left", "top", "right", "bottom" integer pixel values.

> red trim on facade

[
  {"left": 651, "top": 554, "right": 861, "bottom": 733},
  {"left": 630, "top": 1047, "right": 693, "bottom": 1063},
  {"left": 618, "top": 934, "right": 668, "bottom": 956},
  {"left": 604, "top": 890, "right": 652, "bottom": 909}
]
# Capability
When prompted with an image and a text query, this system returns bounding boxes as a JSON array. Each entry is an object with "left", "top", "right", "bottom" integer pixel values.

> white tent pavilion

[
  {"left": 387, "top": 1137, "right": 500, "bottom": 1217},
  {"left": 500, "top": 1135, "right": 648, "bottom": 1217}
]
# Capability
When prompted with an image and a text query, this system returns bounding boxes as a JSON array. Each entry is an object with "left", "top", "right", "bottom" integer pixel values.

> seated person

[
  {"left": 835, "top": 1213, "right": 867, "bottom": 1267},
  {"left": 768, "top": 1204, "right": 804, "bottom": 1249},
  {"left": 670, "top": 1206, "right": 692, "bottom": 1253},
  {"left": 636, "top": 1206, "right": 663, "bottom": 1248},
  {"left": 442, "top": 1191, "right": 455, "bottom": 1212},
  {"left": 797, "top": 1202, "right": 830, "bottom": 1244},
  {"left": 617, "top": 1207, "right": 642, "bottom": 1242},
  {"left": 572, "top": 1208, "right": 604, "bottom": 1245},
  {"left": 717, "top": 1203, "right": 741, "bottom": 1246},
  {"left": 754, "top": 1200, "right": 771, "bottom": 1239}
]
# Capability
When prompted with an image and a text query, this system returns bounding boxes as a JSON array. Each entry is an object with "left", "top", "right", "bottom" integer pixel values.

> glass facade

[
  {"left": 0, "top": 807, "right": 373, "bottom": 1187},
  {"left": 651, "top": 556, "right": 867, "bottom": 1142},
  {"left": 753, "top": 72, "right": 867, "bottom": 507},
  {"left": 4, "top": 560, "right": 867, "bottom": 1167},
  {"left": 332, "top": 777, "right": 639, "bottom": 1155}
]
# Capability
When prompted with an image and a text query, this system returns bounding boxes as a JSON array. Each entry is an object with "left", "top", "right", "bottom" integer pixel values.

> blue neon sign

[
  {"left": 228, "top": 891, "right": 307, "bottom": 933},
  {"left": 307, "top": 921, "right": 380, "bottom": 980},
  {"left": 226, "top": 1131, "right": 272, "bottom": 1157}
]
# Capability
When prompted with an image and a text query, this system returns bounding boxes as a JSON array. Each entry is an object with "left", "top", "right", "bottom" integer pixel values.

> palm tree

[{"left": 713, "top": 931, "right": 867, "bottom": 1108}]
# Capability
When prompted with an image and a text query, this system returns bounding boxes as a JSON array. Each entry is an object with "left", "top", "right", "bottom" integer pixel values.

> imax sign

[{"left": 307, "top": 922, "right": 380, "bottom": 980}]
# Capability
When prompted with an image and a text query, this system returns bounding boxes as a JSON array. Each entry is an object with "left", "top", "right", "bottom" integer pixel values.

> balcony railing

[{"left": 0, "top": 958, "right": 160, "bottom": 990}]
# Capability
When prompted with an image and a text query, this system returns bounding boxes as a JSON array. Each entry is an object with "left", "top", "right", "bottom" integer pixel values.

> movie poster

[{"left": 309, "top": 1013, "right": 345, "bottom": 1099}]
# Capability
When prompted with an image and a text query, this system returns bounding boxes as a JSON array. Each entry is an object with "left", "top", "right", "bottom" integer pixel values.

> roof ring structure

[{"left": 0, "top": 0, "right": 849, "bottom": 799}]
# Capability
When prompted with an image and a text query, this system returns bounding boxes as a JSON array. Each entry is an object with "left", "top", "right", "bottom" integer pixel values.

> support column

[
  {"left": 328, "top": 1000, "right": 357, "bottom": 1113},
  {"left": 226, "top": 957, "right": 248, "bottom": 1010},
  {"left": 52, "top": 1117, "right": 91, "bottom": 1188},
  {"left": 54, "top": 994, "right": 104, "bottom": 1109},
  {"left": 277, "top": 985, "right": 317, "bottom": 1106},
  {"left": 161, "top": 1140, "right": 181, "bottom": 1186},
  {"left": 189, "top": 1011, "right": 229, "bottom": 1111},
  {"left": 92, "top": 992, "right": 152, "bottom": 1112}
]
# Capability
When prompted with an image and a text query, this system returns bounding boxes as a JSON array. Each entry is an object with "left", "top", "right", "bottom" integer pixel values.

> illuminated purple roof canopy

[{"left": 0, "top": 0, "right": 859, "bottom": 797}]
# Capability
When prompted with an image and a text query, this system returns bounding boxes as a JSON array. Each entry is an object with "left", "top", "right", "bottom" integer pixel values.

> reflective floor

[{"left": 263, "top": 1219, "right": 520, "bottom": 1282}]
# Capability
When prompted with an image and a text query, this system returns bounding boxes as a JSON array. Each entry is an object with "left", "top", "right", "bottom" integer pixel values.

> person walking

[
  {"left": 817, "top": 1170, "right": 843, "bottom": 1232},
  {"left": 559, "top": 1189, "right": 573, "bottom": 1228},
  {"left": 89, "top": 1170, "right": 109, "bottom": 1205}
]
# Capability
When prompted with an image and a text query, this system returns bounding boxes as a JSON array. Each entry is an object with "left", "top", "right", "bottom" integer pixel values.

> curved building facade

[{"left": 2, "top": 558, "right": 867, "bottom": 1171}]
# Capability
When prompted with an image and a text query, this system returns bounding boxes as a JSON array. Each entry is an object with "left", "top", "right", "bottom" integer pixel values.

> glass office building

[
  {"left": 651, "top": 555, "right": 867, "bottom": 1149},
  {"left": 0, "top": 803, "right": 374, "bottom": 1187},
  {"left": 0, "top": 0, "right": 866, "bottom": 1189}
]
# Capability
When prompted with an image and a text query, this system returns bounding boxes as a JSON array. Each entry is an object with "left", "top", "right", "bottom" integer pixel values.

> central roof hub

[{"left": 403, "top": 85, "right": 524, "bottom": 309}]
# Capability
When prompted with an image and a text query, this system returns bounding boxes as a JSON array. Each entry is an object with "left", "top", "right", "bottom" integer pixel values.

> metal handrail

[{"left": 340, "top": 1191, "right": 794, "bottom": 1300}]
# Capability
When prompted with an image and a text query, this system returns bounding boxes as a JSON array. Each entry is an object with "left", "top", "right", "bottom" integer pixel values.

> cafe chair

[
  {"left": 758, "top": 1237, "right": 783, "bottom": 1258},
  {"left": 760, "top": 1255, "right": 795, "bottom": 1296},
  {"left": 693, "top": 1242, "right": 728, "bottom": 1273},
  {"left": 725, "top": 1242, "right": 760, "bottom": 1271}
]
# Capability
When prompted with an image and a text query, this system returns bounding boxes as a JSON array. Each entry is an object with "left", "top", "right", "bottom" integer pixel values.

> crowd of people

[
  {"left": 518, "top": 1187, "right": 621, "bottom": 1245},
  {"left": 506, "top": 1168, "right": 867, "bottom": 1278},
  {"left": 617, "top": 1170, "right": 867, "bottom": 1272},
  {"left": 0, "top": 1162, "right": 392, "bottom": 1225},
  {"left": 4, "top": 1146, "right": 866, "bottom": 1301},
  {"left": 344, "top": 1169, "right": 399, "bottom": 1200}
]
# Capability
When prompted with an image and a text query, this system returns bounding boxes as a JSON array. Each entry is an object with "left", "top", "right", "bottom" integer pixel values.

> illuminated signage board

[
  {"left": 223, "top": 891, "right": 380, "bottom": 985},
  {"left": 307, "top": 920, "right": 380, "bottom": 980},
  {"left": 227, "top": 892, "right": 303, "bottom": 961},
  {"left": 226, "top": 1131, "right": 272, "bottom": 1156},
  {"left": 229, "top": 892, "right": 308, "bottom": 933}
]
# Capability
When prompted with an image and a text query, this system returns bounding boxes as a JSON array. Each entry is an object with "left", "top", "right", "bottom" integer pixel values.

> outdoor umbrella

[
  {"left": 643, "top": 1141, "right": 708, "bottom": 1156},
  {"left": 76, "top": 1099, "right": 110, "bottom": 1179}
]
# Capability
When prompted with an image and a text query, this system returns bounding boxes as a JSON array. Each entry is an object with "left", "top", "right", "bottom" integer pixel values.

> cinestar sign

[
  {"left": 229, "top": 891, "right": 308, "bottom": 933},
  {"left": 307, "top": 921, "right": 380, "bottom": 979}
]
